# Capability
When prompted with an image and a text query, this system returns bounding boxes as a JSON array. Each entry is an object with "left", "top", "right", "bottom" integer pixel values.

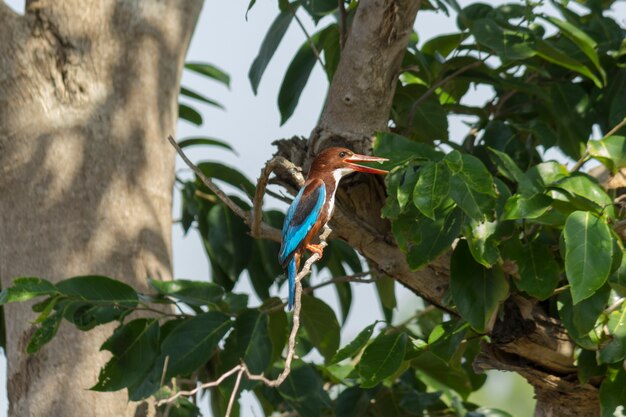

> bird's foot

[{"left": 306, "top": 243, "right": 324, "bottom": 258}]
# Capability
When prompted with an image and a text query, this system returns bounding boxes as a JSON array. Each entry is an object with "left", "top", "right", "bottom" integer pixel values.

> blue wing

[{"left": 279, "top": 179, "right": 326, "bottom": 265}]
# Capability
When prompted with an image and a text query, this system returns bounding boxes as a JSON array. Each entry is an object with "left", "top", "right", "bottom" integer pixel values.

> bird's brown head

[{"left": 309, "top": 147, "right": 389, "bottom": 178}]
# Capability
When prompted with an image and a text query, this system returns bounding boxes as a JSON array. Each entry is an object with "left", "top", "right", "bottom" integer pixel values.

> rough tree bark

[
  {"left": 273, "top": 0, "right": 599, "bottom": 415},
  {"left": 0, "top": 1, "right": 203, "bottom": 416}
]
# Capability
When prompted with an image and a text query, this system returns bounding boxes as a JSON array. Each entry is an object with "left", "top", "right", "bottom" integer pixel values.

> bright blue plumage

[
  {"left": 279, "top": 180, "right": 326, "bottom": 309},
  {"left": 287, "top": 257, "right": 297, "bottom": 310},
  {"left": 279, "top": 181, "right": 326, "bottom": 264}
]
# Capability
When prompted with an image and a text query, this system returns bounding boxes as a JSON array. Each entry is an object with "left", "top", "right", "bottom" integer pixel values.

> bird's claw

[{"left": 306, "top": 243, "right": 324, "bottom": 258}]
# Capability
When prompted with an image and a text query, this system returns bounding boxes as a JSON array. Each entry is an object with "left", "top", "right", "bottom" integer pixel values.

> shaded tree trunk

[
  {"left": 0, "top": 1, "right": 202, "bottom": 416},
  {"left": 273, "top": 0, "right": 599, "bottom": 415}
]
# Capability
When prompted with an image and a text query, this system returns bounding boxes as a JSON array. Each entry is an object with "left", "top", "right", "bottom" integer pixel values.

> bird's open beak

[{"left": 344, "top": 154, "right": 389, "bottom": 174}]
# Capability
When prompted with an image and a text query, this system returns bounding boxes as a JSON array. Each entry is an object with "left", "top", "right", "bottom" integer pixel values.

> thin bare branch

[
  {"left": 605, "top": 117, "right": 626, "bottom": 138},
  {"left": 289, "top": 6, "right": 325, "bottom": 68},
  {"left": 156, "top": 365, "right": 243, "bottom": 406},
  {"left": 571, "top": 117, "right": 626, "bottom": 172},
  {"left": 156, "top": 226, "right": 333, "bottom": 406},
  {"left": 167, "top": 135, "right": 282, "bottom": 242},
  {"left": 305, "top": 271, "right": 375, "bottom": 293},
  {"left": 605, "top": 297, "right": 625, "bottom": 315},
  {"left": 225, "top": 367, "right": 245, "bottom": 417},
  {"left": 252, "top": 156, "right": 297, "bottom": 237}
]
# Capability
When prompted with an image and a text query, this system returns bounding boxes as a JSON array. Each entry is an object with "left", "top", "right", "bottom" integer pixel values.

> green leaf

[
  {"left": 502, "top": 193, "right": 553, "bottom": 220},
  {"left": 445, "top": 151, "right": 496, "bottom": 196},
  {"left": 488, "top": 147, "right": 538, "bottom": 195},
  {"left": 554, "top": 174, "right": 615, "bottom": 218},
  {"left": 526, "top": 161, "right": 569, "bottom": 189},
  {"left": 445, "top": 152, "right": 497, "bottom": 220},
  {"left": 588, "top": 136, "right": 626, "bottom": 174},
  {"left": 463, "top": 217, "right": 499, "bottom": 267},
  {"left": 449, "top": 174, "right": 495, "bottom": 220},
  {"left": 611, "top": 249, "right": 626, "bottom": 296},
  {"left": 331, "top": 322, "right": 376, "bottom": 364},
  {"left": 401, "top": 85, "right": 449, "bottom": 142},
  {"left": 301, "top": 0, "right": 337, "bottom": 18},
  {"left": 300, "top": 295, "right": 340, "bottom": 362},
  {"left": 27, "top": 308, "right": 64, "bottom": 353},
  {"left": 599, "top": 305, "right": 626, "bottom": 364},
  {"left": 177, "top": 137, "right": 237, "bottom": 155},
  {"left": 534, "top": 39, "right": 603, "bottom": 88},
  {"left": 278, "top": 30, "right": 321, "bottom": 124},
  {"left": 245, "top": 0, "right": 256, "bottom": 19},
  {"left": 427, "top": 320, "right": 470, "bottom": 363},
  {"left": 373, "top": 132, "right": 443, "bottom": 167},
  {"left": 358, "top": 332, "right": 407, "bottom": 388},
  {"left": 319, "top": 24, "right": 340, "bottom": 80},
  {"left": 411, "top": 351, "right": 475, "bottom": 399},
  {"left": 0, "top": 277, "right": 57, "bottom": 304},
  {"left": 180, "top": 87, "right": 224, "bottom": 109},
  {"left": 185, "top": 62, "right": 230, "bottom": 88},
  {"left": 196, "top": 161, "right": 256, "bottom": 197},
  {"left": 267, "top": 302, "right": 288, "bottom": 364},
  {"left": 504, "top": 239, "right": 561, "bottom": 300},
  {"left": 375, "top": 276, "right": 396, "bottom": 323},
  {"left": 544, "top": 16, "right": 606, "bottom": 85},
  {"left": 381, "top": 167, "right": 403, "bottom": 219},
  {"left": 450, "top": 241, "right": 509, "bottom": 332},
  {"left": 563, "top": 211, "right": 613, "bottom": 304},
  {"left": 393, "top": 206, "right": 463, "bottom": 270},
  {"left": 56, "top": 276, "right": 138, "bottom": 329},
  {"left": 422, "top": 33, "right": 469, "bottom": 57},
  {"left": 469, "top": 18, "right": 536, "bottom": 61},
  {"left": 599, "top": 367, "right": 626, "bottom": 417},
  {"left": 204, "top": 204, "right": 254, "bottom": 283},
  {"left": 56, "top": 275, "right": 138, "bottom": 305},
  {"left": 249, "top": 10, "right": 294, "bottom": 94},
  {"left": 559, "top": 285, "right": 610, "bottom": 339},
  {"left": 335, "top": 386, "right": 369, "bottom": 417},
  {"left": 578, "top": 348, "right": 605, "bottom": 384},
  {"left": 397, "top": 164, "right": 419, "bottom": 210},
  {"left": 413, "top": 161, "right": 451, "bottom": 219},
  {"left": 178, "top": 103, "right": 202, "bottom": 126},
  {"left": 248, "top": 212, "right": 284, "bottom": 300},
  {"left": 159, "top": 312, "right": 232, "bottom": 379},
  {"left": 278, "top": 361, "right": 330, "bottom": 417},
  {"left": 149, "top": 279, "right": 224, "bottom": 306},
  {"left": 220, "top": 309, "right": 272, "bottom": 376},
  {"left": 92, "top": 319, "right": 160, "bottom": 391}
]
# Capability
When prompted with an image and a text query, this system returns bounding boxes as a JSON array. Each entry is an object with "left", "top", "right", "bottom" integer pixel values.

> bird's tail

[{"left": 287, "top": 254, "right": 300, "bottom": 310}]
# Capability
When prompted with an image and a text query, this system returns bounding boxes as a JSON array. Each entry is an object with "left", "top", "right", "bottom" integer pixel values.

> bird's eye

[{"left": 339, "top": 151, "right": 347, "bottom": 158}]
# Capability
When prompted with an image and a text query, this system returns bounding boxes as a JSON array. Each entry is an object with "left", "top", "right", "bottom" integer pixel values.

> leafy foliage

[{"left": 3, "top": 0, "right": 626, "bottom": 416}]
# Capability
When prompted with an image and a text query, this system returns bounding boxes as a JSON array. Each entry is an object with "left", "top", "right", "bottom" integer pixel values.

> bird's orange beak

[{"left": 344, "top": 154, "right": 389, "bottom": 174}]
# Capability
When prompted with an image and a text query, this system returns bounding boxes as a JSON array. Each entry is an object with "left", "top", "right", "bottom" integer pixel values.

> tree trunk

[
  {"left": 0, "top": 1, "right": 202, "bottom": 416},
  {"left": 272, "top": 0, "right": 599, "bottom": 415}
]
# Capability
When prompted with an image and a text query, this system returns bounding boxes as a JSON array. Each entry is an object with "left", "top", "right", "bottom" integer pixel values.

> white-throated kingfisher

[{"left": 279, "top": 147, "right": 389, "bottom": 309}]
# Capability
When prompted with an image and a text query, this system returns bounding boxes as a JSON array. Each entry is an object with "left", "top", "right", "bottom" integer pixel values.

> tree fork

[{"left": 271, "top": 0, "right": 596, "bottom": 414}]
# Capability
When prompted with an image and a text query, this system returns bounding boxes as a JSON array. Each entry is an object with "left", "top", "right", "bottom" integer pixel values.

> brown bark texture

[
  {"left": 272, "top": 0, "right": 599, "bottom": 416},
  {"left": 0, "top": 1, "right": 202, "bottom": 416}
]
